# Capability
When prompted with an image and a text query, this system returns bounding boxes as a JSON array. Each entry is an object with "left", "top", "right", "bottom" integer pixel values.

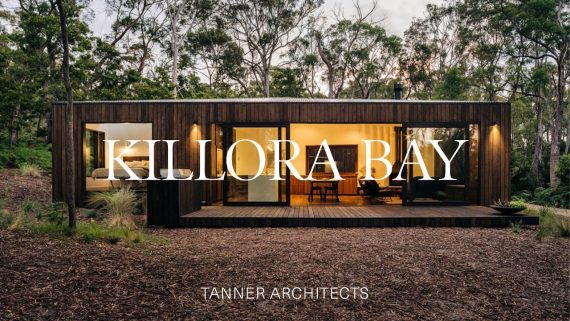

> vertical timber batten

[{"left": 51, "top": 100, "right": 511, "bottom": 225}]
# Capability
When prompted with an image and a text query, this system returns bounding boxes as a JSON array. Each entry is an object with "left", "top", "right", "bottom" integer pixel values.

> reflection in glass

[
  {"left": 406, "top": 127, "right": 468, "bottom": 204},
  {"left": 84, "top": 129, "right": 105, "bottom": 177},
  {"left": 468, "top": 124, "right": 479, "bottom": 204},
  {"left": 226, "top": 127, "right": 286, "bottom": 203}
]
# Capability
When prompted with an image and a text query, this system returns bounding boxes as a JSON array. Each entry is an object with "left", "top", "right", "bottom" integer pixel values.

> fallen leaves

[{"left": 0, "top": 227, "right": 568, "bottom": 321}]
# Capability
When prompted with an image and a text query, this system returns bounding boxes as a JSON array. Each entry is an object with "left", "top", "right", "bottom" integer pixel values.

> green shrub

[
  {"left": 8, "top": 213, "right": 25, "bottom": 230},
  {"left": 76, "top": 221, "right": 147, "bottom": 244},
  {"left": 536, "top": 207, "right": 570, "bottom": 240},
  {"left": 107, "top": 235, "right": 121, "bottom": 244},
  {"left": 530, "top": 155, "right": 570, "bottom": 209},
  {"left": 492, "top": 199, "right": 527, "bottom": 208},
  {"left": 82, "top": 234, "right": 94, "bottom": 244},
  {"left": 21, "top": 201, "right": 38, "bottom": 216},
  {"left": 19, "top": 163, "right": 42, "bottom": 176},
  {"left": 0, "top": 145, "right": 52, "bottom": 170},
  {"left": 84, "top": 208, "right": 98, "bottom": 219},
  {"left": 87, "top": 187, "right": 138, "bottom": 229},
  {"left": 0, "top": 209, "right": 14, "bottom": 229},
  {"left": 37, "top": 202, "right": 66, "bottom": 225},
  {"left": 508, "top": 200, "right": 527, "bottom": 208},
  {"left": 512, "top": 192, "right": 532, "bottom": 202},
  {"left": 0, "top": 202, "right": 156, "bottom": 245},
  {"left": 534, "top": 186, "right": 570, "bottom": 209},
  {"left": 27, "top": 221, "right": 67, "bottom": 236},
  {"left": 510, "top": 220, "right": 522, "bottom": 234},
  {"left": 556, "top": 154, "right": 570, "bottom": 183}
]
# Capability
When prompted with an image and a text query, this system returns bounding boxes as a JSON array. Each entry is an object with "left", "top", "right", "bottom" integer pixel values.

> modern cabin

[{"left": 51, "top": 99, "right": 514, "bottom": 227}]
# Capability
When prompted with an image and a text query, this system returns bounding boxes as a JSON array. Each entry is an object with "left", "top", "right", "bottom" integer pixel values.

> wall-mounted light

[
  {"left": 122, "top": 141, "right": 132, "bottom": 155},
  {"left": 192, "top": 120, "right": 198, "bottom": 127},
  {"left": 490, "top": 121, "right": 498, "bottom": 127}
]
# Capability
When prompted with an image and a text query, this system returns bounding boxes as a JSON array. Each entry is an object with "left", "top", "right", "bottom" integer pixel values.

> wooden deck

[{"left": 180, "top": 206, "right": 539, "bottom": 228}]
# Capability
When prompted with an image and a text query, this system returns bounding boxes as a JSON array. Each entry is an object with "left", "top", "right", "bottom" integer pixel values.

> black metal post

[{"left": 394, "top": 83, "right": 402, "bottom": 100}]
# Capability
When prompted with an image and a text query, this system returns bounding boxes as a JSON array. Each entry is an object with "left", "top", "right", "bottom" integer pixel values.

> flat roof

[{"left": 58, "top": 98, "right": 504, "bottom": 104}]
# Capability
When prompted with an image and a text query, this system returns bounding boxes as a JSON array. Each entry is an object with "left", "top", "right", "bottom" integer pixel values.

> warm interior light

[{"left": 122, "top": 142, "right": 132, "bottom": 155}]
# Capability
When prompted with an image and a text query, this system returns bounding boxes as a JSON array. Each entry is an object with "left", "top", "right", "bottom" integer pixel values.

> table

[{"left": 308, "top": 180, "right": 339, "bottom": 201}]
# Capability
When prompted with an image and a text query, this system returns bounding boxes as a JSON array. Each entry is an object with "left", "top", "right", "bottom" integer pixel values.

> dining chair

[
  {"left": 323, "top": 181, "right": 340, "bottom": 202},
  {"left": 308, "top": 182, "right": 323, "bottom": 201}
]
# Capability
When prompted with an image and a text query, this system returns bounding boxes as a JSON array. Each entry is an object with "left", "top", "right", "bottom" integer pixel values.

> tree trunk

[
  {"left": 168, "top": 4, "right": 179, "bottom": 99},
  {"left": 171, "top": 32, "right": 178, "bottom": 98},
  {"left": 564, "top": 101, "right": 570, "bottom": 154},
  {"left": 263, "top": 71, "right": 270, "bottom": 97},
  {"left": 326, "top": 67, "right": 335, "bottom": 98},
  {"left": 8, "top": 129, "right": 18, "bottom": 147},
  {"left": 46, "top": 111, "right": 52, "bottom": 144},
  {"left": 531, "top": 101, "right": 543, "bottom": 187},
  {"left": 549, "top": 60, "right": 565, "bottom": 186},
  {"left": 8, "top": 104, "right": 21, "bottom": 147},
  {"left": 55, "top": 0, "right": 77, "bottom": 230},
  {"left": 36, "top": 113, "right": 43, "bottom": 137}
]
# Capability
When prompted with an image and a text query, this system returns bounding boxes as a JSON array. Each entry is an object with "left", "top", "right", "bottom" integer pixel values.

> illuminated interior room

[
  {"left": 52, "top": 99, "right": 510, "bottom": 227},
  {"left": 288, "top": 123, "right": 403, "bottom": 205},
  {"left": 83, "top": 123, "right": 152, "bottom": 193},
  {"left": 210, "top": 123, "right": 480, "bottom": 206}
]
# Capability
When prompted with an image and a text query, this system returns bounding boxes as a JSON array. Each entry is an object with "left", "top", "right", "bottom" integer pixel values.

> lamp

[{"left": 490, "top": 121, "right": 497, "bottom": 126}]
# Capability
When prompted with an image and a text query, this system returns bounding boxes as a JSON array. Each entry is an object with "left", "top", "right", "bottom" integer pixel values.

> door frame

[
  {"left": 401, "top": 122, "right": 472, "bottom": 206},
  {"left": 222, "top": 123, "right": 291, "bottom": 206}
]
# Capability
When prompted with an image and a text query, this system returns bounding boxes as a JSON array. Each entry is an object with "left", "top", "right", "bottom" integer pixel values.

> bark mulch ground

[
  {"left": 0, "top": 227, "right": 568, "bottom": 321},
  {"left": 0, "top": 169, "right": 52, "bottom": 212},
  {"left": 0, "top": 169, "right": 568, "bottom": 320}
]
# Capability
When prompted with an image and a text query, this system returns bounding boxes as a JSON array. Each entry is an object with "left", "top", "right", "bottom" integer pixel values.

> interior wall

[
  {"left": 85, "top": 123, "right": 152, "bottom": 167},
  {"left": 234, "top": 127, "right": 278, "bottom": 175},
  {"left": 290, "top": 124, "right": 400, "bottom": 185}
]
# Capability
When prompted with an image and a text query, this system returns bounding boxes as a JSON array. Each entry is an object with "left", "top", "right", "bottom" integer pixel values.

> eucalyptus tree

[
  {"left": 104, "top": 0, "right": 165, "bottom": 74},
  {"left": 269, "top": 67, "right": 304, "bottom": 97},
  {"left": 286, "top": 34, "right": 322, "bottom": 97},
  {"left": 527, "top": 63, "right": 558, "bottom": 187},
  {"left": 399, "top": 3, "right": 467, "bottom": 99},
  {"left": 221, "top": 0, "right": 322, "bottom": 97},
  {"left": 458, "top": 0, "right": 510, "bottom": 101},
  {"left": 312, "top": 0, "right": 383, "bottom": 98},
  {"left": 163, "top": 0, "right": 214, "bottom": 97},
  {"left": 345, "top": 23, "right": 401, "bottom": 99},
  {"left": 0, "top": 0, "right": 90, "bottom": 145},
  {"left": 54, "top": 0, "right": 77, "bottom": 229},
  {"left": 185, "top": 1, "right": 247, "bottom": 96},
  {"left": 485, "top": 0, "right": 569, "bottom": 186}
]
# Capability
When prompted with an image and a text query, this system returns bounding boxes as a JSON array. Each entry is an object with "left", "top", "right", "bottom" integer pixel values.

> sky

[
  {"left": 0, "top": 0, "right": 444, "bottom": 89},
  {"left": 86, "top": 0, "right": 443, "bottom": 38},
  {"left": 3, "top": 0, "right": 443, "bottom": 36}
]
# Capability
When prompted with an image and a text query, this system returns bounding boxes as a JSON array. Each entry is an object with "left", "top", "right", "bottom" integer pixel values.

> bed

[
  {"left": 91, "top": 156, "right": 150, "bottom": 180},
  {"left": 88, "top": 156, "right": 150, "bottom": 191}
]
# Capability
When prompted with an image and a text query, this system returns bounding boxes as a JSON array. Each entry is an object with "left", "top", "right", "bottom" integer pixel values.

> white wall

[
  {"left": 234, "top": 127, "right": 278, "bottom": 175},
  {"left": 85, "top": 123, "right": 152, "bottom": 167}
]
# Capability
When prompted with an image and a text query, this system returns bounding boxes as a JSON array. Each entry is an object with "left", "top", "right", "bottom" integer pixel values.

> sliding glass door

[
  {"left": 223, "top": 124, "right": 289, "bottom": 205},
  {"left": 402, "top": 124, "right": 479, "bottom": 205}
]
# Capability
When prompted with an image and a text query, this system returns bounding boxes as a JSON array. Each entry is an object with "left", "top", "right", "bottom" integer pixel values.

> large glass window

[
  {"left": 404, "top": 126, "right": 470, "bottom": 204},
  {"left": 84, "top": 129, "right": 105, "bottom": 177},
  {"left": 224, "top": 126, "right": 288, "bottom": 204},
  {"left": 468, "top": 124, "right": 480, "bottom": 204},
  {"left": 83, "top": 123, "right": 152, "bottom": 193}
]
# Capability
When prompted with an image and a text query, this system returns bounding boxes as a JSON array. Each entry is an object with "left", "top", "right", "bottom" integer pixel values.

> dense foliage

[{"left": 0, "top": 0, "right": 568, "bottom": 206}]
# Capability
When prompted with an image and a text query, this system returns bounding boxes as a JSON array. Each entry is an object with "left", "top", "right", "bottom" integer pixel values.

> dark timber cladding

[{"left": 51, "top": 99, "right": 511, "bottom": 212}]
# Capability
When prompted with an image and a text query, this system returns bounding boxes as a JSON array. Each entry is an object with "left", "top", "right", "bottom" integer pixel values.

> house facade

[{"left": 52, "top": 99, "right": 511, "bottom": 226}]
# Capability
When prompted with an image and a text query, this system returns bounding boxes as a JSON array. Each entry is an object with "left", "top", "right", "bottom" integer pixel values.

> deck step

[{"left": 179, "top": 215, "right": 539, "bottom": 228}]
